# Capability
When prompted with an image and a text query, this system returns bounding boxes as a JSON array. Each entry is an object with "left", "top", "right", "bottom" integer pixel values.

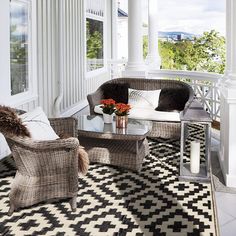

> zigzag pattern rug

[{"left": 0, "top": 125, "right": 218, "bottom": 235}]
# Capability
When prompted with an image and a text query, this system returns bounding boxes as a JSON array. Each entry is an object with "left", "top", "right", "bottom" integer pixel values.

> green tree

[
  {"left": 158, "top": 41, "right": 175, "bottom": 69},
  {"left": 10, "top": 24, "right": 28, "bottom": 95},
  {"left": 193, "top": 30, "right": 225, "bottom": 73},
  {"left": 143, "top": 35, "right": 148, "bottom": 58},
  {"left": 87, "top": 31, "right": 103, "bottom": 58},
  {"left": 10, "top": 24, "right": 27, "bottom": 64},
  {"left": 86, "top": 20, "right": 103, "bottom": 59},
  {"left": 144, "top": 30, "right": 226, "bottom": 74}
]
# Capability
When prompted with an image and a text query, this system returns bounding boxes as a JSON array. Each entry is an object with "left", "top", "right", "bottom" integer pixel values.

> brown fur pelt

[
  {"left": 0, "top": 105, "right": 31, "bottom": 138},
  {"left": 77, "top": 146, "right": 89, "bottom": 175},
  {"left": 59, "top": 133, "right": 89, "bottom": 175}
]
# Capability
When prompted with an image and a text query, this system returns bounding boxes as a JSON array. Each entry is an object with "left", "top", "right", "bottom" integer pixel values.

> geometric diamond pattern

[{"left": 0, "top": 125, "right": 217, "bottom": 235}]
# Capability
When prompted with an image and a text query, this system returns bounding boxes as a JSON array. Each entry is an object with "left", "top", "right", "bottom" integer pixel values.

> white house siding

[
  {"left": 36, "top": 0, "right": 59, "bottom": 117},
  {"left": 0, "top": 0, "right": 113, "bottom": 159},
  {"left": 35, "top": 0, "right": 112, "bottom": 117},
  {"left": 12, "top": 0, "right": 112, "bottom": 117}
]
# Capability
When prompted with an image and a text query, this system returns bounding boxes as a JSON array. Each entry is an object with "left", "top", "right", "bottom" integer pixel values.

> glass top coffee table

[{"left": 77, "top": 115, "right": 152, "bottom": 171}]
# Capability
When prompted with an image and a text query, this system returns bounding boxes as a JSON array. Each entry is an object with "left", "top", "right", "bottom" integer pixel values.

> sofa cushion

[
  {"left": 129, "top": 107, "right": 180, "bottom": 122},
  {"left": 155, "top": 88, "right": 189, "bottom": 112},
  {"left": 128, "top": 88, "right": 161, "bottom": 109},
  {"left": 94, "top": 105, "right": 180, "bottom": 122},
  {"left": 20, "top": 107, "right": 59, "bottom": 140},
  {"left": 102, "top": 83, "right": 130, "bottom": 103}
]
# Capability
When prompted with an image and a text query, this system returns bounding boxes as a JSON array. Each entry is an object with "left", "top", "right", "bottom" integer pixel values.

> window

[
  {"left": 86, "top": 18, "right": 104, "bottom": 72},
  {"left": 86, "top": 0, "right": 105, "bottom": 73},
  {"left": 10, "top": 0, "right": 31, "bottom": 95}
]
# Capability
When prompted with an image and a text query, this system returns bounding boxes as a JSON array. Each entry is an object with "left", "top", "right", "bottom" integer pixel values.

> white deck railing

[{"left": 108, "top": 61, "right": 223, "bottom": 121}]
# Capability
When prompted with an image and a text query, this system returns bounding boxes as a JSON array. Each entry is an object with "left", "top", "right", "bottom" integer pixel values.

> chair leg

[
  {"left": 8, "top": 203, "right": 15, "bottom": 216},
  {"left": 69, "top": 196, "right": 77, "bottom": 212}
]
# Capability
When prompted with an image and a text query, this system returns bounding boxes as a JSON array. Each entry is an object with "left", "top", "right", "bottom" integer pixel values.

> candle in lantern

[{"left": 190, "top": 141, "right": 200, "bottom": 174}]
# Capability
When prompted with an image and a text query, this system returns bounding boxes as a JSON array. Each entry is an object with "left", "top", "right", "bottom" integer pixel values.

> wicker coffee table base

[{"left": 79, "top": 137, "right": 149, "bottom": 172}]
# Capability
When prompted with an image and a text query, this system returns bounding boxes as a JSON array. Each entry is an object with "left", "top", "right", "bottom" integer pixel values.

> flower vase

[
  {"left": 116, "top": 115, "right": 128, "bottom": 128},
  {"left": 103, "top": 113, "right": 113, "bottom": 123},
  {"left": 103, "top": 123, "right": 113, "bottom": 133}
]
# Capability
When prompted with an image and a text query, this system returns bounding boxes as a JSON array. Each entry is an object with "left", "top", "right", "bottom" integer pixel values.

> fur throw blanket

[
  {"left": 0, "top": 105, "right": 89, "bottom": 175},
  {"left": 0, "top": 105, "right": 30, "bottom": 137},
  {"left": 77, "top": 146, "right": 89, "bottom": 175}
]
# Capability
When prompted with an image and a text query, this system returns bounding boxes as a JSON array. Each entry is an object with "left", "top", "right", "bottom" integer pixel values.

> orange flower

[
  {"left": 101, "top": 99, "right": 116, "bottom": 106},
  {"left": 100, "top": 98, "right": 116, "bottom": 115},
  {"left": 115, "top": 103, "right": 131, "bottom": 116}
]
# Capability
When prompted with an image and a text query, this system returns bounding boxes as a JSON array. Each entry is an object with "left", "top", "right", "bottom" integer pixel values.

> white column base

[
  {"left": 123, "top": 61, "right": 146, "bottom": 78},
  {"left": 125, "top": 61, "right": 146, "bottom": 71},
  {"left": 219, "top": 76, "right": 236, "bottom": 188},
  {"left": 218, "top": 149, "right": 236, "bottom": 188},
  {"left": 145, "top": 54, "right": 161, "bottom": 70},
  {"left": 122, "top": 69, "right": 146, "bottom": 78},
  {"left": 224, "top": 73, "right": 236, "bottom": 88},
  {"left": 225, "top": 174, "right": 236, "bottom": 187}
]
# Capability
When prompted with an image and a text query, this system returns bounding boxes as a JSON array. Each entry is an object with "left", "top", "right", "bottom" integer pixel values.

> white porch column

[
  {"left": 219, "top": 0, "right": 236, "bottom": 187},
  {"left": 146, "top": 0, "right": 161, "bottom": 69},
  {"left": 111, "top": 0, "right": 118, "bottom": 60},
  {"left": 123, "top": 0, "right": 145, "bottom": 77}
]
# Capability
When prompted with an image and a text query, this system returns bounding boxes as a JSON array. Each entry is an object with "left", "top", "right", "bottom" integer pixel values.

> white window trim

[
  {"left": 85, "top": 0, "right": 107, "bottom": 79},
  {"left": 0, "top": 0, "right": 11, "bottom": 102},
  {"left": 0, "top": 0, "right": 37, "bottom": 107}
]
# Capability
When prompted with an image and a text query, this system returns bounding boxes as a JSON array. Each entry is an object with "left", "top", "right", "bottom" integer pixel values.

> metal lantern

[{"left": 179, "top": 100, "right": 212, "bottom": 182}]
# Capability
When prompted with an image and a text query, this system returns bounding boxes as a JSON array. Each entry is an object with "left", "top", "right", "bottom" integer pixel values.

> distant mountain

[{"left": 159, "top": 31, "right": 197, "bottom": 40}]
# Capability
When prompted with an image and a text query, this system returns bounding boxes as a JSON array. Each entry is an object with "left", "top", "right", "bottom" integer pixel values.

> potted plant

[
  {"left": 100, "top": 99, "right": 116, "bottom": 123},
  {"left": 115, "top": 103, "right": 131, "bottom": 128}
]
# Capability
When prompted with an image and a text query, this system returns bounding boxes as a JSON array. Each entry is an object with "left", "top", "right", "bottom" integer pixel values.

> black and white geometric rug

[{"left": 0, "top": 125, "right": 218, "bottom": 235}]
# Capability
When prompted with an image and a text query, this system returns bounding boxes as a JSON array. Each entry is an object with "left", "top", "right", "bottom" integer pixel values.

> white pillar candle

[{"left": 190, "top": 141, "right": 200, "bottom": 174}]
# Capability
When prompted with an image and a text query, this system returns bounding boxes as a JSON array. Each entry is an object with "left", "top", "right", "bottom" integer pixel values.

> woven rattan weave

[
  {"left": 78, "top": 115, "right": 150, "bottom": 171},
  {"left": 5, "top": 117, "right": 79, "bottom": 215}
]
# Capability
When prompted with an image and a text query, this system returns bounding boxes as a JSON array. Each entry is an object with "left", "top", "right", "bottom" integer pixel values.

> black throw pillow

[
  {"left": 102, "top": 83, "right": 130, "bottom": 104},
  {"left": 155, "top": 87, "right": 189, "bottom": 112}
]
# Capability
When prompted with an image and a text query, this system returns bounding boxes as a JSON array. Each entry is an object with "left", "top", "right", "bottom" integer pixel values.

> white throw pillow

[
  {"left": 128, "top": 88, "right": 161, "bottom": 109},
  {"left": 0, "top": 133, "right": 11, "bottom": 159},
  {"left": 20, "top": 107, "right": 59, "bottom": 140}
]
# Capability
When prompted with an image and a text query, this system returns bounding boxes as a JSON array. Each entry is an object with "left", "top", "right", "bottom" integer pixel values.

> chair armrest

[
  {"left": 182, "top": 86, "right": 195, "bottom": 115},
  {"left": 87, "top": 89, "right": 103, "bottom": 115},
  {"left": 7, "top": 137, "right": 80, "bottom": 177},
  {"left": 49, "top": 117, "right": 78, "bottom": 138},
  {"left": 7, "top": 137, "right": 80, "bottom": 151}
]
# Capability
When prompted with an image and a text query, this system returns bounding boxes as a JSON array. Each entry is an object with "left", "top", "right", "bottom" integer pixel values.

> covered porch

[{"left": 0, "top": 0, "right": 236, "bottom": 235}]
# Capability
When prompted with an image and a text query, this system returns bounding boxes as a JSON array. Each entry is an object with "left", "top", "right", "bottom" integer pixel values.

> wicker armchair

[{"left": 5, "top": 117, "right": 80, "bottom": 215}]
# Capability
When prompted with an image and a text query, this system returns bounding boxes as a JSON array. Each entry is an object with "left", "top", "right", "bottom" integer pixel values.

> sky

[
  {"left": 10, "top": 1, "right": 28, "bottom": 36},
  {"left": 118, "top": 0, "right": 225, "bottom": 36}
]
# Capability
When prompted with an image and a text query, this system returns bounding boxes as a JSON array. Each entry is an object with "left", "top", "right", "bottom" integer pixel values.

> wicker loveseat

[
  {"left": 87, "top": 78, "right": 194, "bottom": 139},
  {"left": 5, "top": 117, "right": 80, "bottom": 215}
]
